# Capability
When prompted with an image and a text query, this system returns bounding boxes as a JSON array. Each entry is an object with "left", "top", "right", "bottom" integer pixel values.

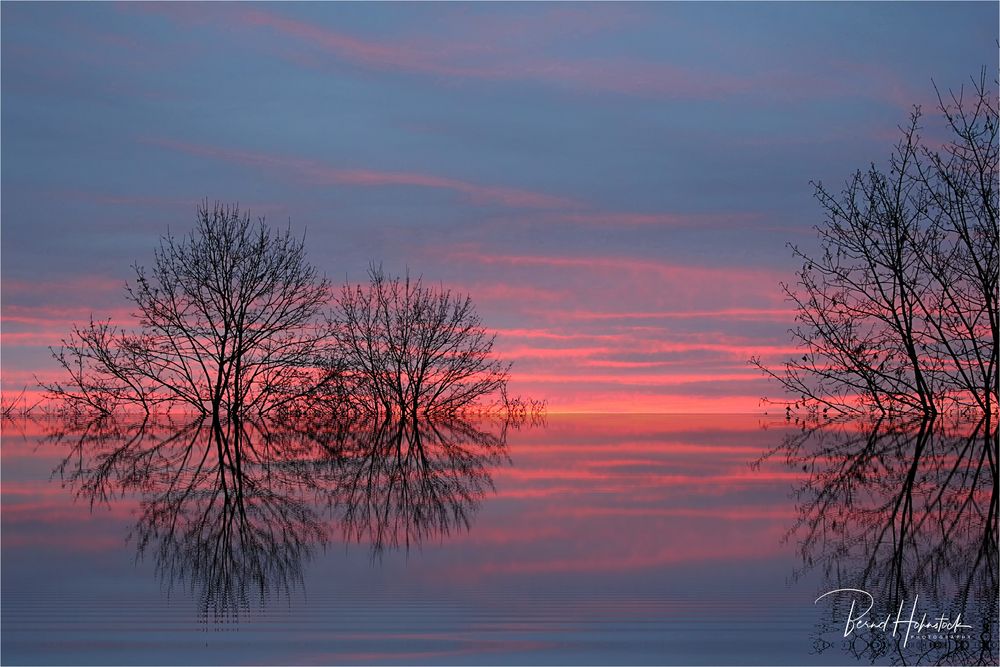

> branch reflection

[
  {"left": 763, "top": 416, "right": 997, "bottom": 664},
  {"left": 50, "top": 413, "right": 516, "bottom": 620}
]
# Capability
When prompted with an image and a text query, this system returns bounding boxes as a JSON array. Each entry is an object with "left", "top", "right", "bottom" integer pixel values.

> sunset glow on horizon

[{"left": 2, "top": 2, "right": 996, "bottom": 413}]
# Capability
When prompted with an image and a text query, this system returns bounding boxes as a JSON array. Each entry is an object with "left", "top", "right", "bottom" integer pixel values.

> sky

[{"left": 1, "top": 2, "right": 996, "bottom": 413}]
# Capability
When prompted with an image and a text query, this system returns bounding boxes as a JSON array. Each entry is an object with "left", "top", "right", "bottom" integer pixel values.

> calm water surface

[{"left": 2, "top": 414, "right": 995, "bottom": 665}]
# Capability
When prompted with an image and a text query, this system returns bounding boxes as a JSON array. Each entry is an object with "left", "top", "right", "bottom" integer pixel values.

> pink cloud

[
  {"left": 219, "top": 7, "right": 770, "bottom": 101},
  {"left": 129, "top": 3, "right": 934, "bottom": 110},
  {"left": 498, "top": 345, "right": 615, "bottom": 362},
  {"left": 442, "top": 247, "right": 784, "bottom": 283},
  {"left": 148, "top": 137, "right": 581, "bottom": 210},
  {"left": 239, "top": 9, "right": 443, "bottom": 74},
  {"left": 2, "top": 277, "right": 125, "bottom": 301},
  {"left": 461, "top": 283, "right": 565, "bottom": 305},
  {"left": 333, "top": 169, "right": 580, "bottom": 209},
  {"left": 508, "top": 371, "right": 755, "bottom": 386},
  {"left": 494, "top": 335, "right": 796, "bottom": 364},
  {"left": 1, "top": 332, "right": 75, "bottom": 347},
  {"left": 549, "top": 211, "right": 769, "bottom": 230},
  {"left": 219, "top": 7, "right": 920, "bottom": 108},
  {"left": 545, "top": 307, "right": 796, "bottom": 323},
  {"left": 503, "top": 386, "right": 772, "bottom": 414},
  {"left": 438, "top": 248, "right": 789, "bottom": 310},
  {"left": 2, "top": 304, "right": 139, "bottom": 354},
  {"left": 493, "top": 327, "right": 625, "bottom": 342},
  {"left": 148, "top": 137, "right": 789, "bottom": 243}
]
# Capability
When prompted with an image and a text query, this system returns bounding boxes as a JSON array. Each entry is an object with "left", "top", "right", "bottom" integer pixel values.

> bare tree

[
  {"left": 44, "top": 202, "right": 333, "bottom": 420},
  {"left": 331, "top": 265, "right": 513, "bottom": 419},
  {"left": 753, "top": 71, "right": 998, "bottom": 418}
]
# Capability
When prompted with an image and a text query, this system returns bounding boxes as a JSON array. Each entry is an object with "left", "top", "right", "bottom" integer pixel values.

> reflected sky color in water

[
  {"left": 779, "top": 418, "right": 997, "bottom": 665},
  {"left": 3, "top": 415, "right": 994, "bottom": 665}
]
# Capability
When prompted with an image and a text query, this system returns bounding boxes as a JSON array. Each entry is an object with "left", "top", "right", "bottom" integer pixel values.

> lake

[{"left": 2, "top": 414, "right": 995, "bottom": 665}]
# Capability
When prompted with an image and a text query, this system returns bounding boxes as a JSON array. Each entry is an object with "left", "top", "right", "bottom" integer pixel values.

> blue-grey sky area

[{"left": 2, "top": 2, "right": 996, "bottom": 411}]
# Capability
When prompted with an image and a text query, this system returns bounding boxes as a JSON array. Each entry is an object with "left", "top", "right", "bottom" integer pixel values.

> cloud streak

[
  {"left": 233, "top": 7, "right": 755, "bottom": 100},
  {"left": 147, "top": 137, "right": 582, "bottom": 210}
]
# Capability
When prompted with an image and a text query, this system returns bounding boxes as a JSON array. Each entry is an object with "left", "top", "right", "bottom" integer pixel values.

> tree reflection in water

[
  {"left": 761, "top": 416, "right": 997, "bottom": 665},
  {"left": 49, "top": 413, "right": 516, "bottom": 620}
]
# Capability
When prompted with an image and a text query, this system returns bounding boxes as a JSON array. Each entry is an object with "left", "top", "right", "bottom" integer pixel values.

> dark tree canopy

[
  {"left": 754, "top": 72, "right": 998, "bottom": 418},
  {"left": 45, "top": 203, "right": 333, "bottom": 419},
  {"left": 331, "top": 265, "right": 517, "bottom": 419},
  {"left": 45, "top": 205, "right": 537, "bottom": 421}
]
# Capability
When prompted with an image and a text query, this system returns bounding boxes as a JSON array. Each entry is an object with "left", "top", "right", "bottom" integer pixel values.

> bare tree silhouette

[
  {"left": 753, "top": 71, "right": 998, "bottom": 418},
  {"left": 44, "top": 202, "right": 334, "bottom": 420},
  {"left": 332, "top": 265, "right": 517, "bottom": 419}
]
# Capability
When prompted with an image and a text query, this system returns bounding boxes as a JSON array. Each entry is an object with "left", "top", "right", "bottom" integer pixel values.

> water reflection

[
  {"left": 763, "top": 416, "right": 998, "bottom": 665},
  {"left": 48, "top": 414, "right": 513, "bottom": 620}
]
